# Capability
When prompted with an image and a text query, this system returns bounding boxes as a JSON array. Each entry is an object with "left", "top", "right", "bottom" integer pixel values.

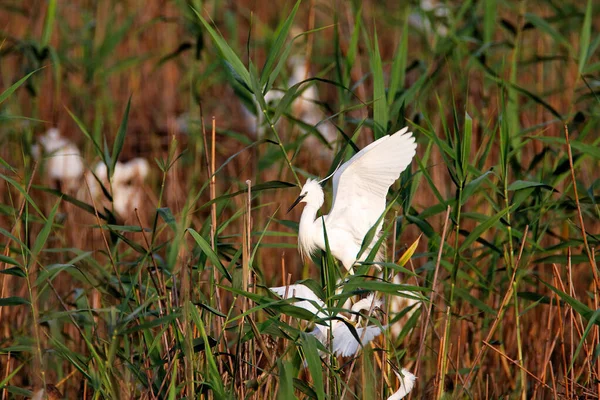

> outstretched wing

[
  {"left": 270, "top": 284, "right": 327, "bottom": 319},
  {"left": 326, "top": 128, "right": 417, "bottom": 241}
]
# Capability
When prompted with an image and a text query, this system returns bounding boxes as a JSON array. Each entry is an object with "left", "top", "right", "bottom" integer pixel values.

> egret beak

[{"left": 287, "top": 194, "right": 306, "bottom": 214}]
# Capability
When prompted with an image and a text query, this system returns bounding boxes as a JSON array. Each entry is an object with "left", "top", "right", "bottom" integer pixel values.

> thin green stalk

[
  {"left": 437, "top": 305, "right": 452, "bottom": 399},
  {"left": 443, "top": 182, "right": 463, "bottom": 397},
  {"left": 263, "top": 110, "right": 301, "bottom": 186},
  {"left": 503, "top": 163, "right": 526, "bottom": 398},
  {"left": 26, "top": 266, "right": 46, "bottom": 392},
  {"left": 504, "top": 6, "right": 527, "bottom": 390},
  {"left": 451, "top": 184, "right": 464, "bottom": 284}
]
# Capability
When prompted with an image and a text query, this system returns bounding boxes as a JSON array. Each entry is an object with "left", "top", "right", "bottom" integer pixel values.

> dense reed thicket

[{"left": 0, "top": 0, "right": 599, "bottom": 398}]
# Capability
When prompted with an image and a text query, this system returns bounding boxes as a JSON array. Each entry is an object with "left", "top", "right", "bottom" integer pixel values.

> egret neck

[
  {"left": 292, "top": 178, "right": 325, "bottom": 262},
  {"left": 298, "top": 203, "right": 323, "bottom": 261}
]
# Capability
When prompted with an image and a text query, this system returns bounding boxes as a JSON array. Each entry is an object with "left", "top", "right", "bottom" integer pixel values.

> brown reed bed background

[{"left": 0, "top": 0, "right": 599, "bottom": 398}]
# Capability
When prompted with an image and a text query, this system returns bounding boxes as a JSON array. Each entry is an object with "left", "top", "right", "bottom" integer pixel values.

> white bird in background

[
  {"left": 85, "top": 158, "right": 150, "bottom": 220},
  {"left": 286, "top": 55, "right": 337, "bottom": 145},
  {"left": 387, "top": 368, "right": 417, "bottom": 400},
  {"left": 408, "top": 0, "right": 450, "bottom": 38},
  {"left": 32, "top": 128, "right": 84, "bottom": 192},
  {"left": 242, "top": 56, "right": 336, "bottom": 149},
  {"left": 288, "top": 127, "right": 417, "bottom": 271},
  {"left": 270, "top": 284, "right": 386, "bottom": 357}
]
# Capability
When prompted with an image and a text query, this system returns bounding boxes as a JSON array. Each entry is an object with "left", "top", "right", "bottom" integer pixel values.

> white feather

[
  {"left": 327, "top": 127, "right": 416, "bottom": 237},
  {"left": 331, "top": 323, "right": 385, "bottom": 357},
  {"left": 269, "top": 284, "right": 327, "bottom": 319},
  {"left": 309, "top": 321, "right": 385, "bottom": 357},
  {"left": 351, "top": 293, "right": 382, "bottom": 314},
  {"left": 387, "top": 369, "right": 416, "bottom": 400}
]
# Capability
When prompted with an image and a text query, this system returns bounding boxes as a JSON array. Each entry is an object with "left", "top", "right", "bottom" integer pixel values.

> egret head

[{"left": 287, "top": 178, "right": 324, "bottom": 213}]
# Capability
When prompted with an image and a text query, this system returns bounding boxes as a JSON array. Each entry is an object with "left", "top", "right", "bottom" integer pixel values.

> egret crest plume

[{"left": 317, "top": 160, "right": 343, "bottom": 185}]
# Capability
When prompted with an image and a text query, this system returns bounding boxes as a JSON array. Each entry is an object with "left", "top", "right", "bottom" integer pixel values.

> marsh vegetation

[{"left": 0, "top": 0, "right": 599, "bottom": 398}]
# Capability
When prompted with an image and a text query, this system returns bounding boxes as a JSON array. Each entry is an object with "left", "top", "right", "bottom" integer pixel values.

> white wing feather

[
  {"left": 326, "top": 128, "right": 416, "bottom": 240},
  {"left": 351, "top": 293, "right": 382, "bottom": 313},
  {"left": 332, "top": 323, "right": 385, "bottom": 357},
  {"left": 387, "top": 369, "right": 416, "bottom": 400},
  {"left": 270, "top": 284, "right": 327, "bottom": 319}
]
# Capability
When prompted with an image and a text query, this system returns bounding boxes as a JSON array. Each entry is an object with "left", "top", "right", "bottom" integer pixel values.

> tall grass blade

[
  {"left": 397, "top": 236, "right": 420, "bottom": 267},
  {"left": 345, "top": 7, "right": 362, "bottom": 84},
  {"left": 578, "top": 0, "right": 592, "bottom": 74},
  {"left": 41, "top": 0, "right": 57, "bottom": 47},
  {"left": 0, "top": 70, "right": 39, "bottom": 105},
  {"left": 260, "top": 0, "right": 301, "bottom": 87},
  {"left": 525, "top": 13, "right": 572, "bottom": 51},
  {"left": 0, "top": 296, "right": 30, "bottom": 306},
  {"left": 459, "top": 205, "right": 513, "bottom": 252},
  {"left": 66, "top": 106, "right": 105, "bottom": 161},
  {"left": 189, "top": 301, "right": 227, "bottom": 398},
  {"left": 30, "top": 198, "right": 61, "bottom": 265},
  {"left": 541, "top": 279, "right": 594, "bottom": 321},
  {"left": 188, "top": 228, "right": 233, "bottom": 282},
  {"left": 301, "top": 333, "right": 325, "bottom": 400},
  {"left": 483, "top": 0, "right": 496, "bottom": 44},
  {"left": 110, "top": 94, "right": 132, "bottom": 177},
  {"left": 461, "top": 112, "right": 473, "bottom": 180},
  {"left": 277, "top": 360, "right": 297, "bottom": 400},
  {"left": 368, "top": 27, "right": 388, "bottom": 138},
  {"left": 570, "top": 309, "right": 600, "bottom": 372},
  {"left": 387, "top": 14, "right": 408, "bottom": 108},
  {"left": 193, "top": 8, "right": 251, "bottom": 87}
]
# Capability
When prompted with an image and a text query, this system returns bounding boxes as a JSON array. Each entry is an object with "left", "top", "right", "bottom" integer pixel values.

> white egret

[
  {"left": 387, "top": 368, "right": 416, "bottom": 400},
  {"left": 288, "top": 127, "right": 417, "bottom": 271},
  {"left": 408, "top": 0, "right": 450, "bottom": 37},
  {"left": 32, "top": 128, "right": 84, "bottom": 192},
  {"left": 85, "top": 158, "right": 150, "bottom": 220},
  {"left": 270, "top": 284, "right": 386, "bottom": 357}
]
